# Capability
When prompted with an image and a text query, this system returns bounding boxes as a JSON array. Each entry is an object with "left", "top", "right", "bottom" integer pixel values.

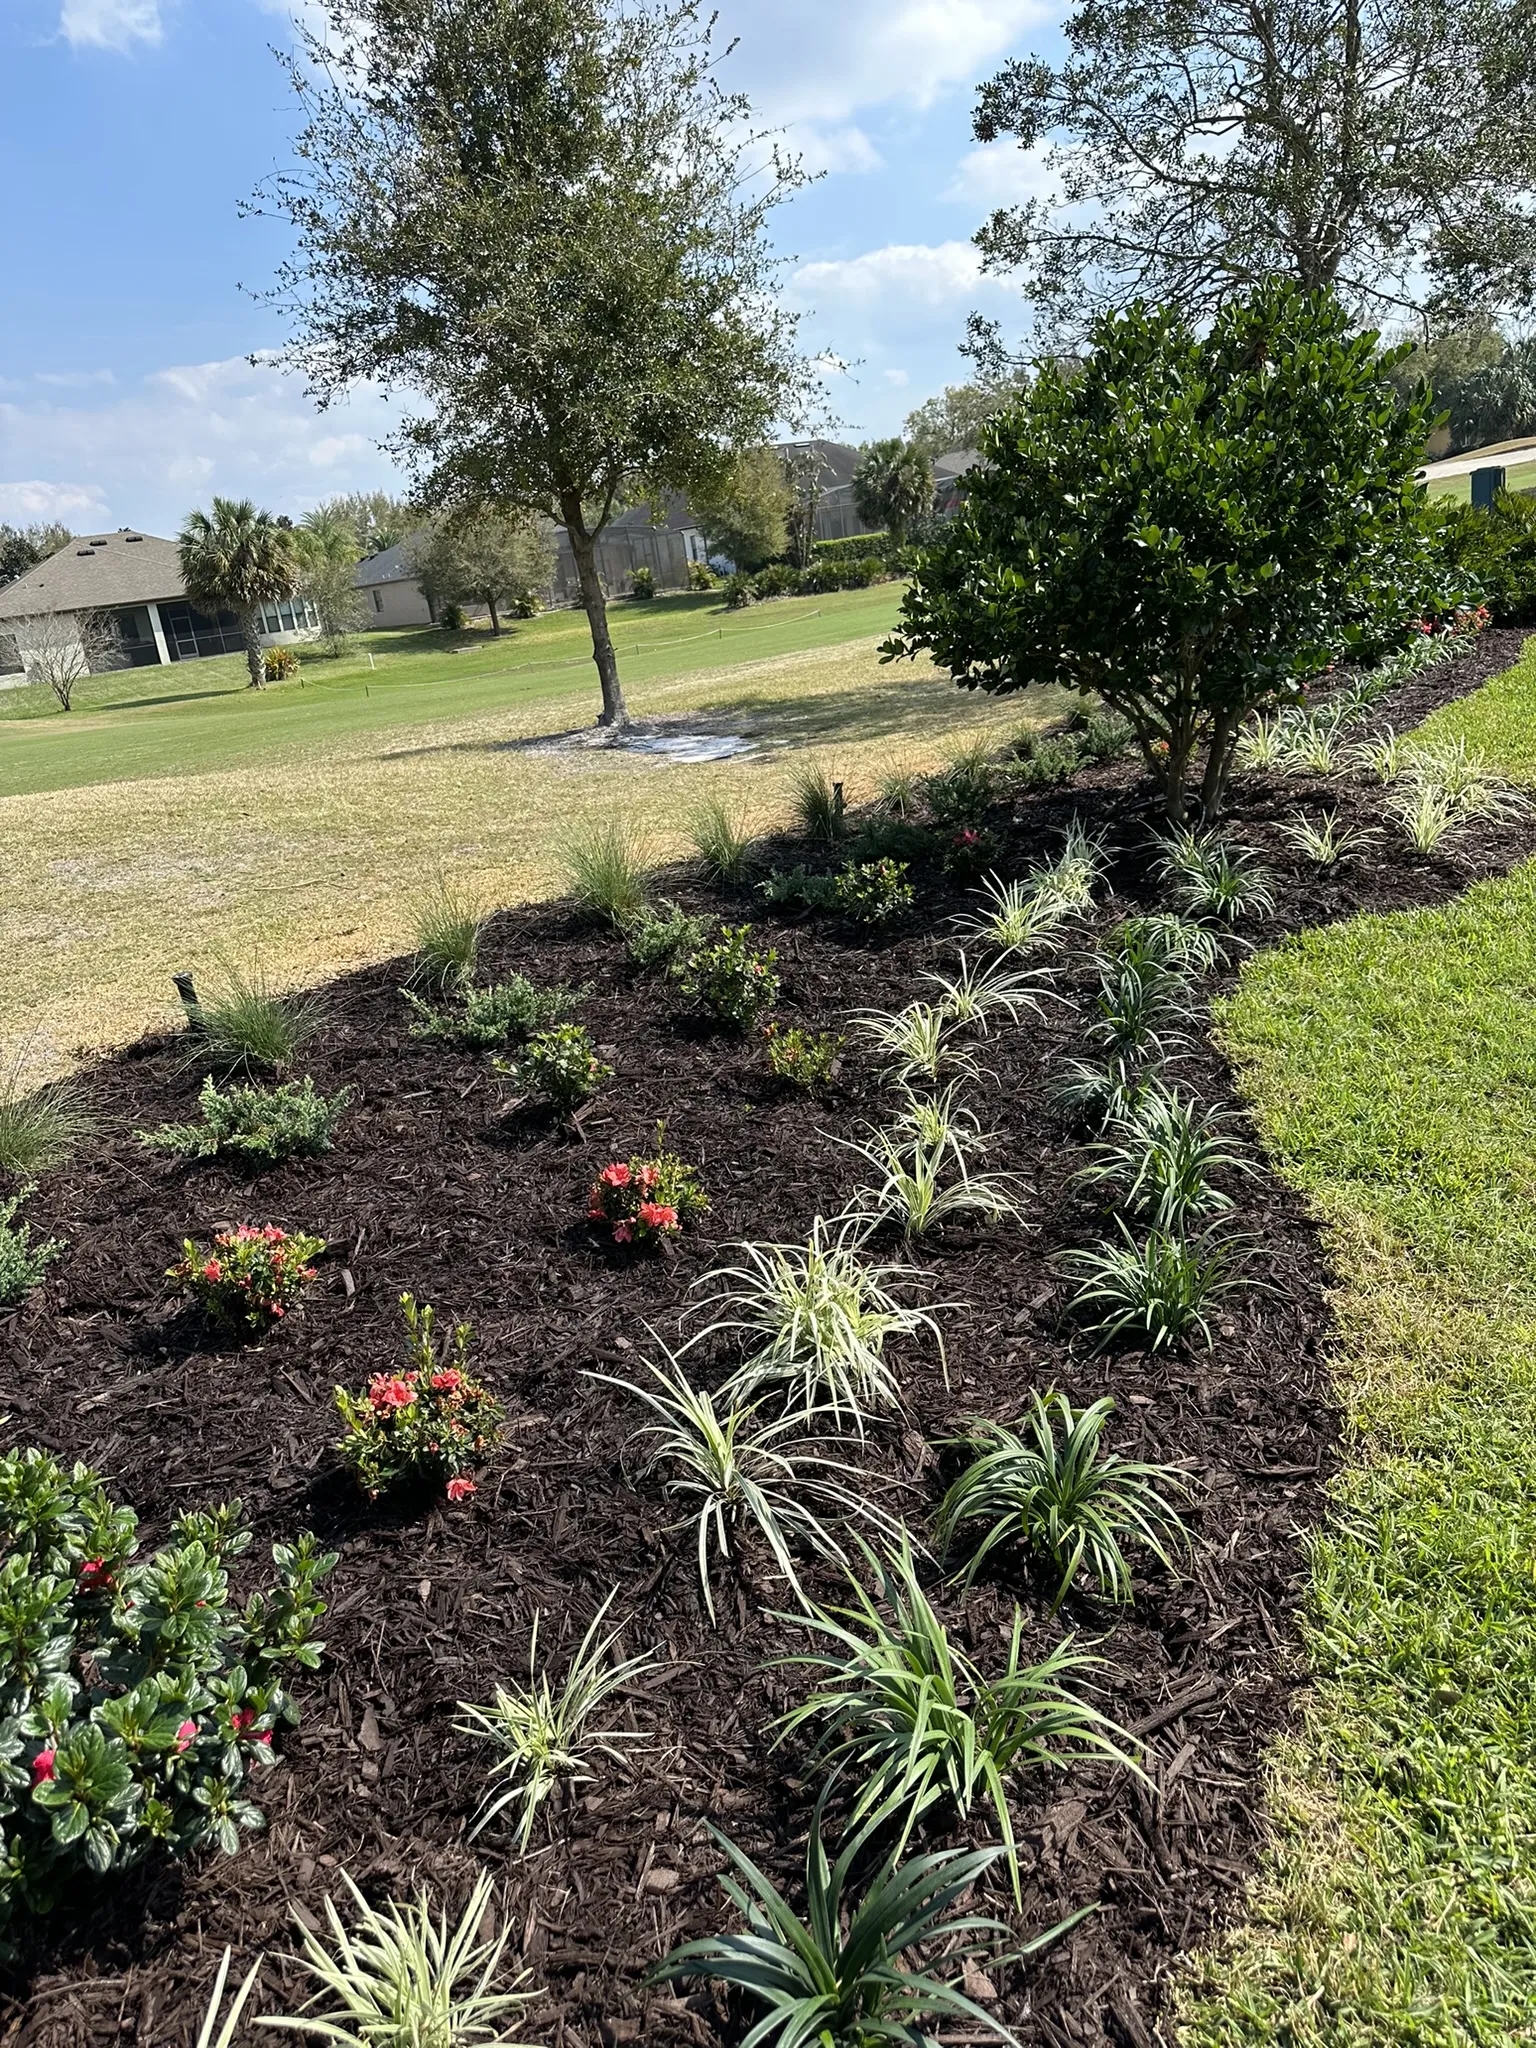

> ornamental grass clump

[
  {"left": 937, "top": 1394, "right": 1193, "bottom": 1606},
  {"left": 838, "top": 1118, "right": 1023, "bottom": 1244},
  {"left": 334, "top": 1294, "right": 501, "bottom": 1504},
  {"left": 170, "top": 1224, "right": 326, "bottom": 1332},
  {"left": 141, "top": 1076, "right": 351, "bottom": 1169},
  {"left": 697, "top": 1219, "right": 946, "bottom": 1433},
  {"left": 788, "top": 763, "right": 844, "bottom": 844},
  {"left": 268, "top": 1867, "right": 536, "bottom": 2048},
  {"left": 0, "top": 1448, "right": 333, "bottom": 1924},
  {"left": 0, "top": 1059, "right": 94, "bottom": 1179},
  {"left": 1074, "top": 1087, "right": 1251, "bottom": 1231},
  {"left": 652, "top": 1785, "right": 1035, "bottom": 2048},
  {"left": 456, "top": 1592, "right": 657, "bottom": 1848},
  {"left": 585, "top": 1126, "right": 709, "bottom": 1247},
  {"left": 949, "top": 873, "right": 1070, "bottom": 956},
  {"left": 687, "top": 797, "right": 757, "bottom": 886},
  {"left": 588, "top": 1351, "right": 891, "bottom": 1622},
  {"left": 852, "top": 1001, "right": 979, "bottom": 1089},
  {"left": 184, "top": 966, "right": 324, "bottom": 1078},
  {"left": 678, "top": 923, "right": 780, "bottom": 1031},
  {"left": 1060, "top": 1220, "right": 1252, "bottom": 1350},
  {"left": 404, "top": 972, "right": 584, "bottom": 1051},
  {"left": 407, "top": 876, "right": 484, "bottom": 993},
  {"left": 763, "top": 1023, "right": 843, "bottom": 1090},
  {"left": 500, "top": 1023, "right": 611, "bottom": 1112},
  {"left": 1152, "top": 828, "right": 1275, "bottom": 923},
  {"left": 771, "top": 1534, "right": 1136, "bottom": 1892},
  {"left": 0, "top": 1187, "right": 61, "bottom": 1308},
  {"left": 560, "top": 820, "right": 652, "bottom": 924},
  {"left": 1276, "top": 810, "right": 1377, "bottom": 867},
  {"left": 922, "top": 952, "right": 1052, "bottom": 1034}
]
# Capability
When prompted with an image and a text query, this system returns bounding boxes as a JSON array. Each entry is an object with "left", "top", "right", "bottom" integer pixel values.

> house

[
  {"left": 773, "top": 440, "right": 884, "bottom": 546},
  {"left": 0, "top": 528, "right": 320, "bottom": 682},
  {"left": 932, "top": 449, "right": 981, "bottom": 517},
  {"left": 353, "top": 539, "right": 436, "bottom": 627}
]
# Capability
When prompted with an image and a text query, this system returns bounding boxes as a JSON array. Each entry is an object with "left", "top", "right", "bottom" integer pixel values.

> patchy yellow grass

[{"left": 3, "top": 636, "right": 1066, "bottom": 1077}]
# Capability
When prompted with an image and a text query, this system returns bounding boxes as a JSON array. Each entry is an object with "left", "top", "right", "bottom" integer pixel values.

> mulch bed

[{"left": 1, "top": 625, "right": 1530, "bottom": 2048}]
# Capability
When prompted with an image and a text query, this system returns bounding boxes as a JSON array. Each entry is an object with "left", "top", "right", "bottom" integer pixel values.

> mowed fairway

[{"left": 2, "top": 588, "right": 1068, "bottom": 1075}]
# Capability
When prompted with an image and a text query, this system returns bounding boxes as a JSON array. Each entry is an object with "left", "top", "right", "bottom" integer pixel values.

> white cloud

[
  {"left": 34, "top": 369, "right": 117, "bottom": 390},
  {"left": 789, "top": 240, "right": 990, "bottom": 312},
  {"left": 790, "top": 123, "right": 884, "bottom": 175},
  {"left": 0, "top": 354, "right": 406, "bottom": 536},
  {"left": 882, "top": 368, "right": 910, "bottom": 386},
  {"left": 0, "top": 480, "right": 112, "bottom": 525},
  {"left": 944, "top": 140, "right": 1058, "bottom": 209},
  {"left": 725, "top": 0, "right": 1048, "bottom": 126},
  {"left": 58, "top": 0, "right": 162, "bottom": 50}
]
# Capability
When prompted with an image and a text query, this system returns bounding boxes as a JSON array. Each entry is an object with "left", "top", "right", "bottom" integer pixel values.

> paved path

[{"left": 1420, "top": 438, "right": 1536, "bottom": 481}]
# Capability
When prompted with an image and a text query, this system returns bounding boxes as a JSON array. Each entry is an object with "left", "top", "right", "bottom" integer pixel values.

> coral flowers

[{"left": 586, "top": 1128, "right": 708, "bottom": 1248}]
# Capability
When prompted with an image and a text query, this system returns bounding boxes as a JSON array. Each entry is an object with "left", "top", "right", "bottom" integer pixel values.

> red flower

[
  {"left": 429, "top": 1369, "right": 463, "bottom": 1393},
  {"left": 174, "top": 1719, "right": 198, "bottom": 1753},
  {"left": 202, "top": 1260, "right": 223, "bottom": 1283},
  {"left": 598, "top": 1161, "right": 631, "bottom": 1188},
  {"left": 446, "top": 1476, "right": 476, "bottom": 1503},
  {"left": 638, "top": 1201, "right": 679, "bottom": 1234},
  {"left": 368, "top": 1375, "right": 417, "bottom": 1411},
  {"left": 31, "top": 1749, "right": 55, "bottom": 1785},
  {"left": 78, "top": 1557, "right": 113, "bottom": 1593},
  {"left": 231, "top": 1708, "right": 257, "bottom": 1735}
]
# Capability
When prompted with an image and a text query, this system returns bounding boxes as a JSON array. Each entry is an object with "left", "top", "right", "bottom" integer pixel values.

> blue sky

[{"left": 0, "top": 0, "right": 1062, "bottom": 535}]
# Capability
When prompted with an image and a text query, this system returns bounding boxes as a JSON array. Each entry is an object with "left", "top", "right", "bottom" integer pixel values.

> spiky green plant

[
  {"left": 652, "top": 1790, "right": 1037, "bottom": 2048},
  {"left": 1233, "top": 714, "right": 1289, "bottom": 771},
  {"left": 949, "top": 873, "right": 1070, "bottom": 956},
  {"left": 1277, "top": 811, "right": 1376, "bottom": 866},
  {"left": 1152, "top": 829, "right": 1275, "bottom": 923},
  {"left": 1277, "top": 710, "right": 1349, "bottom": 776},
  {"left": 560, "top": 820, "right": 651, "bottom": 923},
  {"left": 1085, "top": 959, "right": 1193, "bottom": 1066},
  {"left": 921, "top": 953, "right": 1052, "bottom": 1035},
  {"left": 697, "top": 1219, "right": 947, "bottom": 1432},
  {"left": 0, "top": 1057, "right": 94, "bottom": 1178},
  {"left": 1074, "top": 1088, "right": 1251, "bottom": 1230},
  {"left": 1346, "top": 730, "right": 1405, "bottom": 783},
  {"left": 197, "top": 1950, "right": 263, "bottom": 2048},
  {"left": 688, "top": 797, "right": 756, "bottom": 886},
  {"left": 1060, "top": 1221, "right": 1251, "bottom": 1350},
  {"left": 407, "top": 877, "right": 484, "bottom": 993},
  {"left": 1102, "top": 913, "right": 1222, "bottom": 977},
  {"left": 1388, "top": 778, "right": 1461, "bottom": 853},
  {"left": 770, "top": 1533, "right": 1136, "bottom": 1893},
  {"left": 183, "top": 964, "right": 325, "bottom": 1077},
  {"left": 258, "top": 1869, "right": 535, "bottom": 2046},
  {"left": 838, "top": 1126, "right": 1023, "bottom": 1243},
  {"left": 937, "top": 1394, "right": 1192, "bottom": 1604},
  {"left": 1053, "top": 1054, "right": 1167, "bottom": 1132},
  {"left": 852, "top": 1001, "right": 979, "bottom": 1089},
  {"left": 1031, "top": 818, "right": 1110, "bottom": 913},
  {"left": 877, "top": 764, "right": 922, "bottom": 817},
  {"left": 789, "top": 763, "right": 845, "bottom": 843},
  {"left": 456, "top": 1591, "right": 657, "bottom": 1848},
  {"left": 587, "top": 1351, "right": 890, "bottom": 1621}
]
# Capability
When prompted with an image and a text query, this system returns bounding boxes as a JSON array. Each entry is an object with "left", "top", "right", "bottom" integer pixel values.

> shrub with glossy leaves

[
  {"left": 833, "top": 858, "right": 915, "bottom": 925},
  {"left": 334, "top": 1294, "right": 502, "bottom": 1503},
  {"left": 0, "top": 1448, "right": 333, "bottom": 1924},
  {"left": 501, "top": 1023, "right": 611, "bottom": 1112},
  {"left": 763, "top": 1023, "right": 843, "bottom": 1090},
  {"left": 623, "top": 900, "right": 707, "bottom": 973},
  {"left": 169, "top": 1224, "right": 326, "bottom": 1332},
  {"left": 678, "top": 923, "right": 780, "bottom": 1031}
]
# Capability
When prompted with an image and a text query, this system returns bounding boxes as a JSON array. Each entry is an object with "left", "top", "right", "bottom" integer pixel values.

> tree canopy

[
  {"left": 690, "top": 447, "right": 792, "bottom": 572},
  {"left": 884, "top": 284, "right": 1449, "bottom": 820},
  {"left": 969, "top": 0, "right": 1536, "bottom": 340},
  {"left": 257, "top": 0, "right": 809, "bottom": 726},
  {"left": 406, "top": 510, "right": 554, "bottom": 632},
  {"left": 294, "top": 511, "right": 370, "bottom": 651},
  {"left": 307, "top": 491, "right": 416, "bottom": 559},
  {"left": 903, "top": 377, "right": 1031, "bottom": 455},
  {"left": 1386, "top": 323, "right": 1536, "bottom": 455},
  {"left": 177, "top": 499, "right": 298, "bottom": 691},
  {"left": 852, "top": 441, "right": 934, "bottom": 543},
  {"left": 0, "top": 523, "right": 71, "bottom": 591}
]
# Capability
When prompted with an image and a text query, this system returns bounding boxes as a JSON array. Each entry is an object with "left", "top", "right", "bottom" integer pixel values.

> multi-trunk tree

[{"left": 256, "top": 0, "right": 809, "bottom": 728}]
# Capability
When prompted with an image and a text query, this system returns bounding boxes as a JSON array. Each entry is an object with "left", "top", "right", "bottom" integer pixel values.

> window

[{"left": 372, "top": 588, "right": 383, "bottom": 612}]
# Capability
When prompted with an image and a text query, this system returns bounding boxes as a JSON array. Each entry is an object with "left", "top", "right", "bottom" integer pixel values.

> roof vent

[
  {"left": 76, "top": 548, "right": 95, "bottom": 557},
  {"left": 124, "top": 533, "right": 143, "bottom": 543}
]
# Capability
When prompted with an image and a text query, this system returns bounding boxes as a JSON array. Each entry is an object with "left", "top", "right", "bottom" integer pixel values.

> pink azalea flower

[
  {"left": 368, "top": 1375, "right": 417, "bottom": 1410},
  {"left": 446, "top": 1476, "right": 476, "bottom": 1502},
  {"left": 31, "top": 1749, "right": 55, "bottom": 1785},
  {"left": 174, "top": 1719, "right": 198, "bottom": 1753}
]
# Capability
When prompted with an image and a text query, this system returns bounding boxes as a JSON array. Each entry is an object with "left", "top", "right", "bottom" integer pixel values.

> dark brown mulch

[{"left": 0, "top": 626, "right": 1529, "bottom": 2048}]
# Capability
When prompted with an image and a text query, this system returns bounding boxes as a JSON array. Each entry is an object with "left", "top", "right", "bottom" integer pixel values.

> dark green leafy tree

[
  {"left": 255, "top": 0, "right": 810, "bottom": 727},
  {"left": 406, "top": 509, "right": 554, "bottom": 632},
  {"left": 690, "top": 446, "right": 792, "bottom": 572},
  {"left": 308, "top": 489, "right": 416, "bottom": 557},
  {"left": 852, "top": 440, "right": 934, "bottom": 543},
  {"left": 884, "top": 284, "right": 1450, "bottom": 822},
  {"left": 904, "top": 376, "right": 1031, "bottom": 455},
  {"left": 177, "top": 498, "right": 298, "bottom": 691},
  {"left": 969, "top": 0, "right": 1536, "bottom": 341},
  {"left": 1386, "top": 323, "right": 1536, "bottom": 454},
  {"left": 0, "top": 523, "right": 71, "bottom": 591}
]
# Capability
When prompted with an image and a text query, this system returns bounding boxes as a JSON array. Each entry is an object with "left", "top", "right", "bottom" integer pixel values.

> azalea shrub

[
  {"left": 169, "top": 1224, "right": 326, "bottom": 1332},
  {"left": 0, "top": 1187, "right": 61, "bottom": 1309},
  {"left": 141, "top": 1076, "right": 351, "bottom": 1169},
  {"left": 0, "top": 1447, "right": 334, "bottom": 1924},
  {"left": 942, "top": 825, "right": 1002, "bottom": 877},
  {"left": 586, "top": 1128, "right": 709, "bottom": 1247},
  {"left": 764, "top": 1023, "right": 843, "bottom": 1091},
  {"left": 500, "top": 1023, "right": 612, "bottom": 1112},
  {"left": 833, "top": 858, "right": 915, "bottom": 925},
  {"left": 679, "top": 923, "right": 780, "bottom": 1031},
  {"left": 334, "top": 1294, "right": 502, "bottom": 1503}
]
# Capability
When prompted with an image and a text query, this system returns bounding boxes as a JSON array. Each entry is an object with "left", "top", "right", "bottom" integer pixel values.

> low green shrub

[
  {"left": 503, "top": 1023, "right": 611, "bottom": 1111},
  {"left": 169, "top": 1224, "right": 326, "bottom": 1332},
  {"left": 585, "top": 1127, "right": 709, "bottom": 1246},
  {"left": 1435, "top": 494, "right": 1536, "bottom": 625},
  {"left": 438, "top": 602, "right": 467, "bottom": 631},
  {"left": 722, "top": 572, "right": 757, "bottom": 609},
  {"left": 1006, "top": 731, "right": 1081, "bottom": 790},
  {"left": 630, "top": 566, "right": 656, "bottom": 600},
  {"left": 752, "top": 562, "right": 800, "bottom": 600},
  {"left": 0, "top": 1448, "right": 334, "bottom": 1923},
  {"left": 833, "top": 858, "right": 915, "bottom": 925},
  {"left": 404, "top": 974, "right": 582, "bottom": 1050},
  {"left": 763, "top": 1023, "right": 843, "bottom": 1090},
  {"left": 0, "top": 1187, "right": 61, "bottom": 1307},
  {"left": 679, "top": 924, "right": 780, "bottom": 1031},
  {"left": 760, "top": 865, "right": 840, "bottom": 911},
  {"left": 141, "top": 1076, "right": 351, "bottom": 1168},
  {"left": 922, "top": 752, "right": 995, "bottom": 830},
  {"left": 687, "top": 560, "right": 717, "bottom": 591},
  {"left": 334, "top": 1294, "right": 502, "bottom": 1503},
  {"left": 623, "top": 900, "right": 707, "bottom": 972}
]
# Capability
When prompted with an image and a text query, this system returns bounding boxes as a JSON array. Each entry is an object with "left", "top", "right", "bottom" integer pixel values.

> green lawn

[
  {"left": 1183, "top": 636, "right": 1536, "bottom": 2044},
  {"left": 0, "top": 586, "right": 905, "bottom": 799},
  {"left": 1424, "top": 456, "right": 1536, "bottom": 504}
]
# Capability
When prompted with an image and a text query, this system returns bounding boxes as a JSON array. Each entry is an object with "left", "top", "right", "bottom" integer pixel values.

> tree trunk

[
  {"left": 241, "top": 613, "right": 265, "bottom": 690},
  {"left": 562, "top": 506, "right": 628, "bottom": 727},
  {"left": 1197, "top": 708, "right": 1240, "bottom": 822},
  {"left": 487, "top": 593, "right": 501, "bottom": 636}
]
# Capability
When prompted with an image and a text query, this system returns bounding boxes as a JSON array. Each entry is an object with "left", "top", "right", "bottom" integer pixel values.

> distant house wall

[
  {"left": 360, "top": 578, "right": 435, "bottom": 629},
  {"left": 551, "top": 524, "right": 692, "bottom": 601}
]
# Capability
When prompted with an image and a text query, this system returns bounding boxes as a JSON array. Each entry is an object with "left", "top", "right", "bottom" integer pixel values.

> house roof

[
  {"left": 354, "top": 537, "right": 423, "bottom": 589},
  {"left": 0, "top": 530, "right": 186, "bottom": 618},
  {"left": 932, "top": 449, "right": 982, "bottom": 480}
]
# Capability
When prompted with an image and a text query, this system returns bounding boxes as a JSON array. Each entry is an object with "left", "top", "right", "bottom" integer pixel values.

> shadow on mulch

[{"left": 0, "top": 627, "right": 1529, "bottom": 2048}]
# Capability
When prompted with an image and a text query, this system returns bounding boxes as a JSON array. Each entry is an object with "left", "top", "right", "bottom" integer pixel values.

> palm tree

[
  {"left": 852, "top": 438, "right": 935, "bottom": 544},
  {"left": 177, "top": 498, "right": 298, "bottom": 690}
]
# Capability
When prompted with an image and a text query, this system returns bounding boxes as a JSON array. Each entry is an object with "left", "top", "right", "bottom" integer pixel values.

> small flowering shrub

[
  {"left": 679, "top": 924, "right": 780, "bottom": 1032},
  {"left": 141, "top": 1076, "right": 351, "bottom": 1168},
  {"left": 500, "top": 1023, "right": 612, "bottom": 1111},
  {"left": 334, "top": 1294, "right": 502, "bottom": 1502},
  {"left": 942, "top": 826, "right": 1001, "bottom": 878},
  {"left": 404, "top": 974, "right": 583, "bottom": 1052},
  {"left": 169, "top": 1224, "right": 326, "bottom": 1332},
  {"left": 833, "top": 858, "right": 915, "bottom": 925},
  {"left": 764, "top": 1023, "right": 843, "bottom": 1091},
  {"left": 0, "top": 1187, "right": 61, "bottom": 1309},
  {"left": 586, "top": 1128, "right": 709, "bottom": 1247},
  {"left": 0, "top": 1447, "right": 334, "bottom": 1923}
]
